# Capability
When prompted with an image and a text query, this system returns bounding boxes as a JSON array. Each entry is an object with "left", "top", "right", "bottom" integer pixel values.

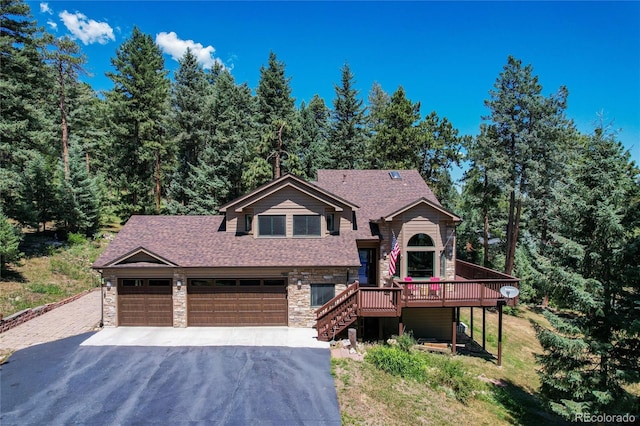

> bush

[
  {"left": 366, "top": 345, "right": 485, "bottom": 403},
  {"left": 27, "top": 283, "right": 63, "bottom": 295},
  {"left": 395, "top": 330, "right": 416, "bottom": 352},
  {"left": 365, "top": 346, "right": 428, "bottom": 381},
  {"left": 66, "top": 232, "right": 87, "bottom": 246}
]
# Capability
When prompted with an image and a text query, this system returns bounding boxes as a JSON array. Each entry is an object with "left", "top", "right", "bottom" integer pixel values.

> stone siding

[
  {"left": 288, "top": 268, "right": 357, "bottom": 327},
  {"left": 103, "top": 274, "right": 117, "bottom": 327},
  {"left": 173, "top": 272, "right": 187, "bottom": 327}
]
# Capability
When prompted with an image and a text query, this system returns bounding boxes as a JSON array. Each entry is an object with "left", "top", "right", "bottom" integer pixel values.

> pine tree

[
  {"left": 483, "top": 56, "right": 571, "bottom": 275},
  {"left": 15, "top": 151, "right": 58, "bottom": 231},
  {"left": 44, "top": 35, "right": 86, "bottom": 180},
  {"left": 0, "top": 0, "right": 56, "bottom": 219},
  {"left": 366, "top": 85, "right": 420, "bottom": 169},
  {"left": 534, "top": 126, "right": 640, "bottom": 418},
  {"left": 0, "top": 210, "right": 22, "bottom": 278},
  {"left": 298, "top": 95, "right": 330, "bottom": 180},
  {"left": 327, "top": 63, "right": 366, "bottom": 169},
  {"left": 56, "top": 144, "right": 102, "bottom": 235},
  {"left": 106, "top": 27, "right": 170, "bottom": 216},
  {"left": 416, "top": 111, "right": 464, "bottom": 206},
  {"left": 249, "top": 51, "right": 297, "bottom": 185},
  {"left": 166, "top": 48, "right": 212, "bottom": 211}
]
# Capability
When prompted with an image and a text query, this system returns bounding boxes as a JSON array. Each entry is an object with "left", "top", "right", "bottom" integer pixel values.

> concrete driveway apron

[{"left": 1, "top": 327, "right": 340, "bottom": 425}]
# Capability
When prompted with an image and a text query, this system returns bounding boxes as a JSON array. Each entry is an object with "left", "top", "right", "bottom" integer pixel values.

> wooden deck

[{"left": 315, "top": 260, "right": 520, "bottom": 342}]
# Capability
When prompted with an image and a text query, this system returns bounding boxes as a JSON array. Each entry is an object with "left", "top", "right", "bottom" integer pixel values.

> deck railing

[{"left": 315, "top": 260, "right": 520, "bottom": 340}]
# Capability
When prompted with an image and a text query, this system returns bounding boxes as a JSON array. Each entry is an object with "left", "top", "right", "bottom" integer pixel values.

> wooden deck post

[
  {"left": 482, "top": 307, "right": 486, "bottom": 350},
  {"left": 451, "top": 308, "right": 457, "bottom": 355},
  {"left": 470, "top": 307, "right": 474, "bottom": 340},
  {"left": 497, "top": 302, "right": 504, "bottom": 366}
]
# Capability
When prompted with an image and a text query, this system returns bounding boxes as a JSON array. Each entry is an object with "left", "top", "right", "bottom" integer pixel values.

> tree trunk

[
  {"left": 505, "top": 196, "right": 522, "bottom": 276},
  {"left": 482, "top": 168, "right": 490, "bottom": 267},
  {"left": 504, "top": 190, "right": 516, "bottom": 274},
  {"left": 274, "top": 122, "right": 285, "bottom": 179}
]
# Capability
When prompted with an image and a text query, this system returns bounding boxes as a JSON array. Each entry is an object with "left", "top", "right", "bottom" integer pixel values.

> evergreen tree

[
  {"left": 248, "top": 51, "right": 297, "bottom": 185},
  {"left": 534, "top": 126, "right": 640, "bottom": 418},
  {"left": 106, "top": 27, "right": 170, "bottom": 216},
  {"left": 366, "top": 85, "right": 420, "bottom": 169},
  {"left": 0, "top": 0, "right": 56, "bottom": 219},
  {"left": 166, "top": 48, "right": 211, "bottom": 210},
  {"left": 416, "top": 111, "right": 464, "bottom": 206},
  {"left": 483, "top": 56, "right": 571, "bottom": 275},
  {"left": 0, "top": 209, "right": 22, "bottom": 278},
  {"left": 298, "top": 95, "right": 330, "bottom": 180},
  {"left": 56, "top": 144, "right": 102, "bottom": 235},
  {"left": 327, "top": 63, "right": 366, "bottom": 169},
  {"left": 184, "top": 70, "right": 256, "bottom": 213},
  {"left": 15, "top": 151, "right": 57, "bottom": 231},
  {"left": 44, "top": 35, "right": 86, "bottom": 180}
]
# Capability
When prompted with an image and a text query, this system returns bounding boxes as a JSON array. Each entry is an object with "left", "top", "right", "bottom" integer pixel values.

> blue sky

[{"left": 31, "top": 1, "right": 640, "bottom": 177}]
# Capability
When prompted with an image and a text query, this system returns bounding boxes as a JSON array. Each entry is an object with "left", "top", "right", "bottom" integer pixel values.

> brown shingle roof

[
  {"left": 93, "top": 215, "right": 361, "bottom": 269},
  {"left": 315, "top": 170, "right": 444, "bottom": 239}
]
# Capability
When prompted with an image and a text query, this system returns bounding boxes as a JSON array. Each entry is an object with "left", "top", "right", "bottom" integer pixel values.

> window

[
  {"left": 407, "top": 252, "right": 434, "bottom": 278},
  {"left": 406, "top": 233, "right": 435, "bottom": 279},
  {"left": 258, "top": 215, "right": 286, "bottom": 236},
  {"left": 148, "top": 279, "right": 171, "bottom": 287},
  {"left": 293, "top": 215, "right": 321, "bottom": 236},
  {"left": 311, "top": 284, "right": 335, "bottom": 307},
  {"left": 326, "top": 213, "right": 335, "bottom": 233},
  {"left": 239, "top": 279, "right": 260, "bottom": 286},
  {"left": 408, "top": 233, "right": 434, "bottom": 247},
  {"left": 122, "top": 279, "right": 143, "bottom": 287},
  {"left": 245, "top": 214, "right": 253, "bottom": 232}
]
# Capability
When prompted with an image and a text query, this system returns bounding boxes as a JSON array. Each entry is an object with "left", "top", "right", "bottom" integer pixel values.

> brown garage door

[
  {"left": 188, "top": 278, "right": 287, "bottom": 326},
  {"left": 118, "top": 279, "right": 173, "bottom": 326}
]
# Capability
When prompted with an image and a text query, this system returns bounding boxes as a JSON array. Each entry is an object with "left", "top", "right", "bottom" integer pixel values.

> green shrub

[
  {"left": 365, "top": 346, "right": 427, "bottom": 381},
  {"left": 27, "top": 283, "right": 63, "bottom": 295},
  {"left": 394, "top": 330, "right": 416, "bottom": 352},
  {"left": 67, "top": 232, "right": 87, "bottom": 246},
  {"left": 366, "top": 345, "right": 485, "bottom": 403}
]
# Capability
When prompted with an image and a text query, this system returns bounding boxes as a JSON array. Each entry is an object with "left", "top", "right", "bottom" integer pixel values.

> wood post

[
  {"left": 470, "top": 307, "right": 474, "bottom": 340},
  {"left": 482, "top": 307, "right": 486, "bottom": 350},
  {"left": 451, "top": 308, "right": 457, "bottom": 355},
  {"left": 498, "top": 302, "right": 503, "bottom": 366}
]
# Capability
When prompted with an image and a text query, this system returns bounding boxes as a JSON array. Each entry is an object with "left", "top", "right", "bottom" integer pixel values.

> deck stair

[{"left": 315, "top": 282, "right": 359, "bottom": 341}]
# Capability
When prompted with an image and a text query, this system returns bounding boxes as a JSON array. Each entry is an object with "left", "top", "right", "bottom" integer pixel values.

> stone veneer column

[
  {"left": 287, "top": 268, "right": 357, "bottom": 328},
  {"left": 173, "top": 271, "right": 187, "bottom": 328},
  {"left": 102, "top": 274, "right": 117, "bottom": 327}
]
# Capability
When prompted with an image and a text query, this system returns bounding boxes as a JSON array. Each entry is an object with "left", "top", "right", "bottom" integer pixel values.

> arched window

[
  {"left": 407, "top": 233, "right": 435, "bottom": 278},
  {"left": 408, "top": 233, "right": 434, "bottom": 247}
]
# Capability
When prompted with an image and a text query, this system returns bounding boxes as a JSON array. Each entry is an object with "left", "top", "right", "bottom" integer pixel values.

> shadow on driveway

[{"left": 1, "top": 333, "right": 341, "bottom": 425}]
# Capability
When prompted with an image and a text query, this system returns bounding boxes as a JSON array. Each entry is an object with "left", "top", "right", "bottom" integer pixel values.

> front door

[{"left": 358, "top": 248, "right": 377, "bottom": 286}]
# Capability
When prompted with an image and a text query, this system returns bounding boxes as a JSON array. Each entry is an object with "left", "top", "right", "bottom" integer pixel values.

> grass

[
  {"left": 0, "top": 230, "right": 111, "bottom": 317},
  {"left": 332, "top": 306, "right": 569, "bottom": 425}
]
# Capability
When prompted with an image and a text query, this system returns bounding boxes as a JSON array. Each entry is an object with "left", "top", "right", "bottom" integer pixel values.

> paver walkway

[{"left": 0, "top": 289, "right": 101, "bottom": 352}]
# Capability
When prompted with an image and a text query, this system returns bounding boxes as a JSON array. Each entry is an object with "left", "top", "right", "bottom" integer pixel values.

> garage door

[
  {"left": 118, "top": 279, "right": 173, "bottom": 326},
  {"left": 188, "top": 278, "right": 287, "bottom": 326}
]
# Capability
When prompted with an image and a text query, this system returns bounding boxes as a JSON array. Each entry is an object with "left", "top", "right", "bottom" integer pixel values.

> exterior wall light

[
  {"left": 176, "top": 279, "right": 183, "bottom": 289},
  {"left": 297, "top": 279, "right": 302, "bottom": 289},
  {"left": 106, "top": 279, "right": 112, "bottom": 289}
]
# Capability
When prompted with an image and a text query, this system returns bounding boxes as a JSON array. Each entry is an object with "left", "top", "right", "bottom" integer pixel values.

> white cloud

[
  {"left": 40, "top": 3, "right": 52, "bottom": 14},
  {"left": 59, "top": 10, "right": 115, "bottom": 45},
  {"left": 155, "top": 31, "right": 223, "bottom": 70},
  {"left": 47, "top": 20, "right": 57, "bottom": 31}
]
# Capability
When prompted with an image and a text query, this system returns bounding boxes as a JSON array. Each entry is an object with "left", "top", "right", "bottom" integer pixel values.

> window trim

[
  {"left": 293, "top": 214, "right": 321, "bottom": 237},
  {"left": 310, "top": 283, "right": 335, "bottom": 307},
  {"left": 257, "top": 214, "right": 286, "bottom": 237}
]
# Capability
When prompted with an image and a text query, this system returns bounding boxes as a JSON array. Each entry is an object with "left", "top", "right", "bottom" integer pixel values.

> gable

[{"left": 106, "top": 247, "right": 177, "bottom": 267}]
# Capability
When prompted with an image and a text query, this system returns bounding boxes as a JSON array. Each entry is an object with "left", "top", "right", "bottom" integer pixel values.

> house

[{"left": 93, "top": 170, "right": 518, "bottom": 359}]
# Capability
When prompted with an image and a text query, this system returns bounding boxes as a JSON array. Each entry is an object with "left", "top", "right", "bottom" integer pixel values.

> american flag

[{"left": 388, "top": 231, "right": 400, "bottom": 276}]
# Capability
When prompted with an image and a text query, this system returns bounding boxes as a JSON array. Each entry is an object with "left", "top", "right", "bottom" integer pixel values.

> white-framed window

[{"left": 406, "top": 233, "right": 435, "bottom": 279}]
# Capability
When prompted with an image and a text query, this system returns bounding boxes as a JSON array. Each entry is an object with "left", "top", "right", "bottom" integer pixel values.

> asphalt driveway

[{"left": 1, "top": 332, "right": 341, "bottom": 425}]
